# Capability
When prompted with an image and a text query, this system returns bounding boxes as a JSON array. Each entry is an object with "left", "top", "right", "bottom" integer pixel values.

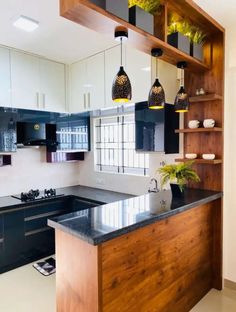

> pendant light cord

[
  {"left": 120, "top": 37, "right": 123, "bottom": 66},
  {"left": 156, "top": 57, "right": 159, "bottom": 79},
  {"left": 180, "top": 66, "right": 184, "bottom": 87}
]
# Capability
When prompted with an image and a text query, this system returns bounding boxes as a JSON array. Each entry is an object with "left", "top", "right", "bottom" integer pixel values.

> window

[{"left": 94, "top": 113, "right": 149, "bottom": 176}]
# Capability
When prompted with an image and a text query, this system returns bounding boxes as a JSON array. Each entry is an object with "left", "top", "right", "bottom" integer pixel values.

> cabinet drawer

[{"left": 24, "top": 199, "right": 67, "bottom": 218}]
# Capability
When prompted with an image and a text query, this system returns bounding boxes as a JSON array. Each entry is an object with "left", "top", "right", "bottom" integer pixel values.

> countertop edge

[{"left": 48, "top": 191, "right": 223, "bottom": 246}]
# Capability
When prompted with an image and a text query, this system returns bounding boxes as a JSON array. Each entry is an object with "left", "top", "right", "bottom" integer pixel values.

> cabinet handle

[
  {"left": 88, "top": 92, "right": 91, "bottom": 109},
  {"left": 84, "top": 93, "right": 86, "bottom": 110},
  {"left": 43, "top": 93, "right": 46, "bottom": 109},
  {"left": 36, "top": 92, "right": 40, "bottom": 108}
]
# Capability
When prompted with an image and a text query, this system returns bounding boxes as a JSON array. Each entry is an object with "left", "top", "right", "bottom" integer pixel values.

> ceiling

[
  {"left": 0, "top": 0, "right": 232, "bottom": 64},
  {"left": 0, "top": 0, "right": 115, "bottom": 64}
]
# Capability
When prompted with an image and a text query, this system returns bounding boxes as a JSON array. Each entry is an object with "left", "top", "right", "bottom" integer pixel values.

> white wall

[
  {"left": 0, "top": 147, "right": 80, "bottom": 197},
  {"left": 223, "top": 27, "right": 236, "bottom": 283}
]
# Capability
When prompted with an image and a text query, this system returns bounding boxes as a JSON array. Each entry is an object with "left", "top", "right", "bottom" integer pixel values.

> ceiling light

[
  {"left": 174, "top": 62, "right": 189, "bottom": 113},
  {"left": 148, "top": 48, "right": 165, "bottom": 110},
  {"left": 112, "top": 29, "right": 132, "bottom": 103},
  {"left": 13, "top": 15, "right": 39, "bottom": 32}
]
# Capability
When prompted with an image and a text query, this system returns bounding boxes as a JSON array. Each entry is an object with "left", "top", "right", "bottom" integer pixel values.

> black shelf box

[
  {"left": 91, "top": 0, "right": 129, "bottom": 21},
  {"left": 168, "top": 32, "right": 190, "bottom": 55},
  {"left": 129, "top": 5, "right": 154, "bottom": 35}
]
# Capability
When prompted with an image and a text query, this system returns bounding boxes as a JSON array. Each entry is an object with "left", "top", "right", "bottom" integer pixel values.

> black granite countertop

[
  {"left": 48, "top": 188, "right": 223, "bottom": 245},
  {"left": 0, "top": 185, "right": 133, "bottom": 211}
]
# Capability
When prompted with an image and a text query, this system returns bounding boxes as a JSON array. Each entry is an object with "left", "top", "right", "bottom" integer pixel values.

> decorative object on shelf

[
  {"left": 188, "top": 120, "right": 200, "bottom": 129},
  {"left": 202, "top": 154, "right": 216, "bottom": 160},
  {"left": 148, "top": 48, "right": 165, "bottom": 110},
  {"left": 128, "top": 0, "right": 161, "bottom": 15},
  {"left": 112, "top": 29, "right": 132, "bottom": 103},
  {"left": 203, "top": 119, "right": 215, "bottom": 128},
  {"left": 91, "top": 0, "right": 129, "bottom": 21},
  {"left": 185, "top": 153, "right": 198, "bottom": 160},
  {"left": 174, "top": 62, "right": 189, "bottom": 113},
  {"left": 195, "top": 89, "right": 200, "bottom": 96},
  {"left": 167, "top": 19, "right": 191, "bottom": 55},
  {"left": 158, "top": 161, "right": 200, "bottom": 197},
  {"left": 190, "top": 28, "right": 206, "bottom": 61},
  {"left": 199, "top": 87, "right": 205, "bottom": 95},
  {"left": 129, "top": 5, "right": 154, "bottom": 34}
]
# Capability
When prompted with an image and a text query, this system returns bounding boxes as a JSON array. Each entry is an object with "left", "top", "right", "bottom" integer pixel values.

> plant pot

[
  {"left": 91, "top": 0, "right": 129, "bottom": 22},
  {"left": 170, "top": 183, "right": 185, "bottom": 198},
  {"left": 190, "top": 42, "right": 203, "bottom": 61},
  {"left": 167, "top": 32, "right": 190, "bottom": 55},
  {"left": 129, "top": 5, "right": 154, "bottom": 35}
]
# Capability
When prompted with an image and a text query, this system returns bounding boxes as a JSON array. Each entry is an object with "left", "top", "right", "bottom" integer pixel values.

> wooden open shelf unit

[
  {"left": 59, "top": 0, "right": 225, "bottom": 302},
  {"left": 175, "top": 158, "right": 222, "bottom": 165},
  {"left": 189, "top": 94, "right": 223, "bottom": 103},
  {"left": 175, "top": 127, "right": 222, "bottom": 133}
]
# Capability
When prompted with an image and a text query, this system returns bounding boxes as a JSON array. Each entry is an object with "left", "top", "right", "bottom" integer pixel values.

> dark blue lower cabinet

[{"left": 1, "top": 210, "right": 25, "bottom": 273}]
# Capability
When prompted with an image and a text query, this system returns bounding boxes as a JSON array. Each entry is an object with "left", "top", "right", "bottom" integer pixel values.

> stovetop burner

[{"left": 12, "top": 188, "right": 64, "bottom": 202}]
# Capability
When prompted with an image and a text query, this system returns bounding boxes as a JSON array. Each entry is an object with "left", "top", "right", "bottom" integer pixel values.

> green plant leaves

[
  {"left": 158, "top": 161, "right": 200, "bottom": 190},
  {"left": 128, "top": 0, "right": 161, "bottom": 14}
]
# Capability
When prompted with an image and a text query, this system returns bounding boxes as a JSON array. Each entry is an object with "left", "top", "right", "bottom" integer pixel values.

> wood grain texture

[
  {"left": 60, "top": 0, "right": 210, "bottom": 72},
  {"left": 101, "top": 202, "right": 219, "bottom": 312},
  {"left": 55, "top": 230, "right": 102, "bottom": 312}
]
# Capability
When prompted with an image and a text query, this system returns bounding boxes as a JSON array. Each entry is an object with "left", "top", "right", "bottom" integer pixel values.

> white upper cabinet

[
  {"left": 11, "top": 50, "right": 66, "bottom": 112},
  {"left": 158, "top": 60, "right": 178, "bottom": 104},
  {"left": 126, "top": 46, "right": 151, "bottom": 104},
  {"left": 39, "top": 59, "right": 66, "bottom": 112},
  {"left": 70, "top": 52, "right": 105, "bottom": 113},
  {"left": 11, "top": 51, "right": 40, "bottom": 110},
  {"left": 0, "top": 47, "right": 11, "bottom": 108}
]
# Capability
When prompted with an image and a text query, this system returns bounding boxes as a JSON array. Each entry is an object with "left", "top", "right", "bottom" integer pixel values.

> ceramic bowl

[
  {"left": 203, "top": 119, "right": 215, "bottom": 128},
  {"left": 188, "top": 120, "right": 200, "bottom": 129},
  {"left": 185, "top": 153, "right": 197, "bottom": 160},
  {"left": 202, "top": 154, "right": 216, "bottom": 160}
]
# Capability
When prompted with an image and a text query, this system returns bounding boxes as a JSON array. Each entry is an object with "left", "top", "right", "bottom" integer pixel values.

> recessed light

[{"left": 13, "top": 15, "right": 39, "bottom": 32}]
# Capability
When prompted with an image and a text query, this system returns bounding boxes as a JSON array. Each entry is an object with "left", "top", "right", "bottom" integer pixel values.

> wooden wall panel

[
  {"left": 101, "top": 202, "right": 219, "bottom": 312},
  {"left": 55, "top": 230, "right": 102, "bottom": 312}
]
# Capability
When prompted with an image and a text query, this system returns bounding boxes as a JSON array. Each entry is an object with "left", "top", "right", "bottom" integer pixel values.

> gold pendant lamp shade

[{"left": 112, "top": 30, "right": 132, "bottom": 103}]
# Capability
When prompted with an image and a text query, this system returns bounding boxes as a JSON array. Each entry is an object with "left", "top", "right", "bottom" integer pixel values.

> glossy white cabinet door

[
  {"left": 86, "top": 52, "right": 105, "bottom": 110},
  {"left": 70, "top": 60, "right": 87, "bottom": 113},
  {"left": 11, "top": 51, "right": 40, "bottom": 109},
  {"left": 126, "top": 46, "right": 151, "bottom": 104},
  {"left": 0, "top": 47, "right": 11, "bottom": 108},
  {"left": 40, "top": 59, "right": 66, "bottom": 112},
  {"left": 158, "top": 60, "right": 178, "bottom": 104}
]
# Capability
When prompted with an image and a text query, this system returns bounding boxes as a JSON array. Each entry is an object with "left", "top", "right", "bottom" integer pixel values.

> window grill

[{"left": 94, "top": 114, "right": 149, "bottom": 176}]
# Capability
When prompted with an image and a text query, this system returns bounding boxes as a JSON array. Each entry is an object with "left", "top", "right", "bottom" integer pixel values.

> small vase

[{"left": 170, "top": 183, "right": 185, "bottom": 198}]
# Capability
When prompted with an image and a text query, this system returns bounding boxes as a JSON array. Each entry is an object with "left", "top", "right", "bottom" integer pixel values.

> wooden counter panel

[
  {"left": 101, "top": 202, "right": 219, "bottom": 312},
  {"left": 55, "top": 230, "right": 102, "bottom": 312}
]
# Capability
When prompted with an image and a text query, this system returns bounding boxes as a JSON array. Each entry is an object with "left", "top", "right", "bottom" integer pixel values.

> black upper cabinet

[
  {"left": 0, "top": 108, "right": 17, "bottom": 152},
  {"left": 135, "top": 102, "right": 179, "bottom": 154},
  {"left": 0, "top": 106, "right": 91, "bottom": 153}
]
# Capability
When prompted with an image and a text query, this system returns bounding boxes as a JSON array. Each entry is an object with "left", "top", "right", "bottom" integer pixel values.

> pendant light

[
  {"left": 148, "top": 48, "right": 165, "bottom": 110},
  {"left": 112, "top": 30, "right": 132, "bottom": 103},
  {"left": 174, "top": 61, "right": 189, "bottom": 113}
]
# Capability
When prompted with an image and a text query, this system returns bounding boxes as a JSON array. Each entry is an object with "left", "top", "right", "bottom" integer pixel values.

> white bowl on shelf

[
  {"left": 202, "top": 154, "right": 216, "bottom": 160},
  {"left": 185, "top": 153, "right": 197, "bottom": 160},
  {"left": 188, "top": 120, "right": 200, "bottom": 129}
]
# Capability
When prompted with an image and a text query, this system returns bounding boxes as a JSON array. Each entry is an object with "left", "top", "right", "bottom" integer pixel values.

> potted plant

[
  {"left": 190, "top": 28, "right": 206, "bottom": 61},
  {"left": 167, "top": 19, "right": 191, "bottom": 55},
  {"left": 129, "top": 0, "right": 161, "bottom": 35},
  {"left": 158, "top": 161, "right": 200, "bottom": 197}
]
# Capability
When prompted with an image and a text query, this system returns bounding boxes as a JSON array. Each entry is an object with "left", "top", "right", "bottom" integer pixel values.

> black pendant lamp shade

[
  {"left": 148, "top": 48, "right": 165, "bottom": 110},
  {"left": 174, "top": 62, "right": 189, "bottom": 113},
  {"left": 112, "top": 30, "right": 132, "bottom": 103}
]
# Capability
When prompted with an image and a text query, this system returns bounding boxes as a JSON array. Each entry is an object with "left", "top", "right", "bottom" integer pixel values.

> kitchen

[{"left": 0, "top": 0, "right": 235, "bottom": 311}]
